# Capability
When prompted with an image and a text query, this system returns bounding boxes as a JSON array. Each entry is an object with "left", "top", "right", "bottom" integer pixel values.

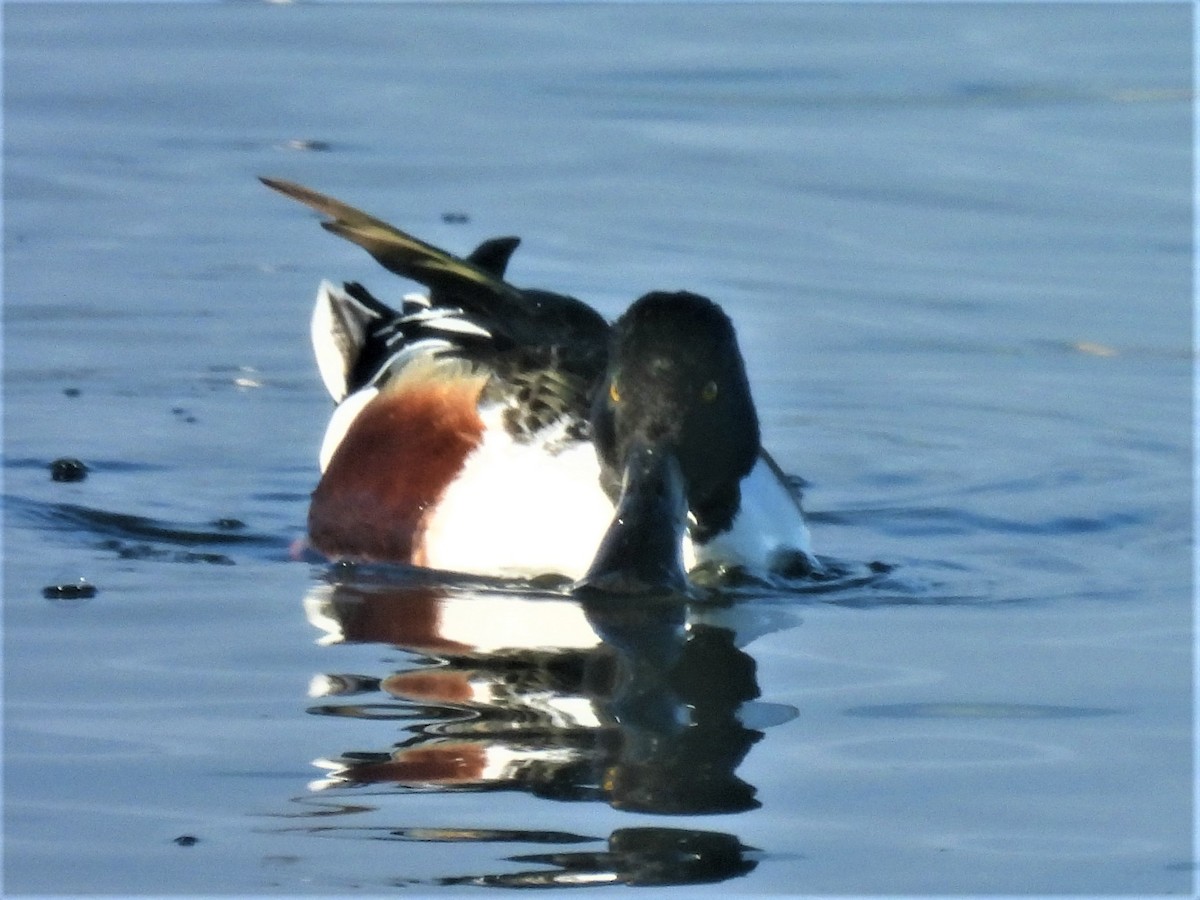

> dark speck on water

[
  {"left": 41, "top": 580, "right": 98, "bottom": 601},
  {"left": 49, "top": 457, "right": 89, "bottom": 482}
]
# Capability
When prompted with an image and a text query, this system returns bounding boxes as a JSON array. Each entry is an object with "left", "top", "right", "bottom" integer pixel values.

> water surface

[{"left": 3, "top": 3, "right": 1192, "bottom": 895}]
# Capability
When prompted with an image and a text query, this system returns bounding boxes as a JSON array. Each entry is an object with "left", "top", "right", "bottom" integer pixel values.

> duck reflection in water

[
  {"left": 436, "top": 826, "right": 758, "bottom": 889},
  {"left": 306, "top": 574, "right": 798, "bottom": 814},
  {"left": 300, "top": 571, "right": 799, "bottom": 885}
]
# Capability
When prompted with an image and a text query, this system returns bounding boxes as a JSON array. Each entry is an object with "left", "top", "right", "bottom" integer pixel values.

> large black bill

[{"left": 577, "top": 445, "right": 689, "bottom": 595}]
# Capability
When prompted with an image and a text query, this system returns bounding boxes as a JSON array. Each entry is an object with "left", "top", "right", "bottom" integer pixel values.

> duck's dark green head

[{"left": 579, "top": 291, "right": 760, "bottom": 594}]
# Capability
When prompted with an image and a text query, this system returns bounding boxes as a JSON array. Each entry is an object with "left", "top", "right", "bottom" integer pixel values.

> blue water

[{"left": 3, "top": 3, "right": 1192, "bottom": 895}]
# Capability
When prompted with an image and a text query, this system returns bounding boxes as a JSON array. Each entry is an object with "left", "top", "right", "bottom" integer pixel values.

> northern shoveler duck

[{"left": 262, "top": 177, "right": 819, "bottom": 592}]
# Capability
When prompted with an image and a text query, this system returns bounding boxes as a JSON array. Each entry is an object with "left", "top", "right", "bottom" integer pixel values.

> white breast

[
  {"left": 686, "top": 457, "right": 818, "bottom": 573},
  {"left": 419, "top": 409, "right": 616, "bottom": 580}
]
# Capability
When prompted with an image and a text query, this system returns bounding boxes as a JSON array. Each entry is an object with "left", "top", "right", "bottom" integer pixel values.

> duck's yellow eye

[
  {"left": 700, "top": 380, "right": 719, "bottom": 402},
  {"left": 609, "top": 380, "right": 621, "bottom": 404}
]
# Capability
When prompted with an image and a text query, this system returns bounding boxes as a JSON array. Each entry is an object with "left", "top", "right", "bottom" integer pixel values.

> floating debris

[
  {"left": 283, "top": 138, "right": 332, "bottom": 153},
  {"left": 49, "top": 457, "right": 89, "bottom": 482},
  {"left": 441, "top": 211, "right": 470, "bottom": 225},
  {"left": 1072, "top": 341, "right": 1118, "bottom": 358},
  {"left": 63, "top": 387, "right": 81, "bottom": 398},
  {"left": 201, "top": 364, "right": 264, "bottom": 390},
  {"left": 233, "top": 366, "right": 263, "bottom": 389},
  {"left": 172, "top": 835, "right": 200, "bottom": 847},
  {"left": 42, "top": 579, "right": 97, "bottom": 601}
]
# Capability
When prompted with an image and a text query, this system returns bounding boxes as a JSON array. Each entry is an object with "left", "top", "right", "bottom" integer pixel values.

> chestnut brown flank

[
  {"left": 308, "top": 378, "right": 485, "bottom": 562},
  {"left": 337, "top": 744, "right": 487, "bottom": 785}
]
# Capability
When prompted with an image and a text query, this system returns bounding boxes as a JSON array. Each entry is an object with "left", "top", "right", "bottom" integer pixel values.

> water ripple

[
  {"left": 814, "top": 504, "right": 1142, "bottom": 537},
  {"left": 4, "top": 494, "right": 289, "bottom": 561}
]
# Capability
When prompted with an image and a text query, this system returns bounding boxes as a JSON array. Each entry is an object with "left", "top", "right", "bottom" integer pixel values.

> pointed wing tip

[
  {"left": 258, "top": 177, "right": 522, "bottom": 302},
  {"left": 259, "top": 176, "right": 310, "bottom": 202}
]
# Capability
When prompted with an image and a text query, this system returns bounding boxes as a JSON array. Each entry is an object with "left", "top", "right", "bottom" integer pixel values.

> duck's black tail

[
  {"left": 260, "top": 177, "right": 529, "bottom": 312},
  {"left": 261, "top": 177, "right": 608, "bottom": 347}
]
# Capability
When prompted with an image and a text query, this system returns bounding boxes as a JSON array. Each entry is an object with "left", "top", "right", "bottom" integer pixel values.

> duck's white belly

[{"left": 420, "top": 419, "right": 615, "bottom": 580}]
